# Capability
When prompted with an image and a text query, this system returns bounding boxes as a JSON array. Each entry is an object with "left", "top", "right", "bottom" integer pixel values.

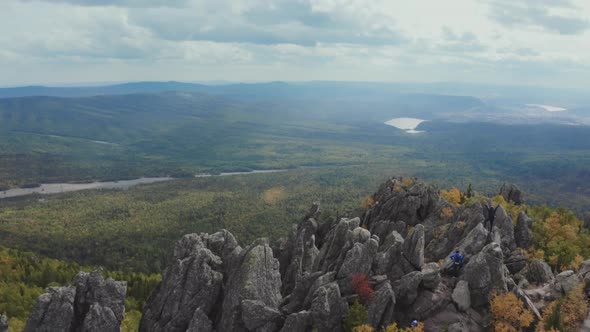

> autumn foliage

[
  {"left": 383, "top": 322, "right": 424, "bottom": 332},
  {"left": 440, "top": 187, "right": 462, "bottom": 207},
  {"left": 440, "top": 207, "right": 454, "bottom": 220},
  {"left": 351, "top": 273, "right": 374, "bottom": 303},
  {"left": 352, "top": 324, "right": 375, "bottom": 332},
  {"left": 490, "top": 291, "right": 534, "bottom": 332},
  {"left": 530, "top": 206, "right": 590, "bottom": 271}
]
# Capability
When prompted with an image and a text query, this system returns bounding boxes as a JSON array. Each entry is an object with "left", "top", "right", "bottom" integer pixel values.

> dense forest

[
  {"left": 1, "top": 89, "right": 589, "bottom": 213},
  {"left": 0, "top": 245, "right": 159, "bottom": 332}
]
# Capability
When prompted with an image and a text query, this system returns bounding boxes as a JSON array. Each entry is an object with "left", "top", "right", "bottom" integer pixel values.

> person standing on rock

[
  {"left": 484, "top": 203, "right": 500, "bottom": 233},
  {"left": 450, "top": 250, "right": 464, "bottom": 277}
]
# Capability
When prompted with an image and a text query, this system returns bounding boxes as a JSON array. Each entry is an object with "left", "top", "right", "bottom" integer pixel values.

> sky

[{"left": 1, "top": 0, "right": 590, "bottom": 88}]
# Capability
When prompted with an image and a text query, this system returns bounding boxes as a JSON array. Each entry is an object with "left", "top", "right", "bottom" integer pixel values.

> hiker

[
  {"left": 411, "top": 320, "right": 419, "bottom": 328},
  {"left": 483, "top": 203, "right": 500, "bottom": 233},
  {"left": 450, "top": 250, "right": 464, "bottom": 277}
]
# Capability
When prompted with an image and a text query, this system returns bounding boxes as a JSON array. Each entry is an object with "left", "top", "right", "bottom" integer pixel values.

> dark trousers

[{"left": 452, "top": 263, "right": 461, "bottom": 277}]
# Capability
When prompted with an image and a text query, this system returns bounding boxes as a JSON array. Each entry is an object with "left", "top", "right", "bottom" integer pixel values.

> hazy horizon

[{"left": 2, "top": 0, "right": 590, "bottom": 88}]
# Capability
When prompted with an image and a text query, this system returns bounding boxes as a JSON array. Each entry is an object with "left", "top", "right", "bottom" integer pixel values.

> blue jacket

[{"left": 450, "top": 253, "right": 464, "bottom": 265}]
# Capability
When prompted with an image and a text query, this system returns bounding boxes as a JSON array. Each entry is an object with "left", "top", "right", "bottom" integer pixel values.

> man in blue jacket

[{"left": 450, "top": 250, "right": 464, "bottom": 277}]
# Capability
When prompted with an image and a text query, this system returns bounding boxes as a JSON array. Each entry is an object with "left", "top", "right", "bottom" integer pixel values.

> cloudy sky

[{"left": 1, "top": 0, "right": 589, "bottom": 87}]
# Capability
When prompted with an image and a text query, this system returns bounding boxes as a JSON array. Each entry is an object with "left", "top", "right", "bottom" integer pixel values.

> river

[{"left": 0, "top": 169, "right": 286, "bottom": 199}]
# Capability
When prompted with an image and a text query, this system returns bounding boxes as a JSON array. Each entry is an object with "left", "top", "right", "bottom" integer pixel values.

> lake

[{"left": 384, "top": 117, "right": 427, "bottom": 134}]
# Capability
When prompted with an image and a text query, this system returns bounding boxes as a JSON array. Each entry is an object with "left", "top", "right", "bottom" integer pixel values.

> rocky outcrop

[
  {"left": 241, "top": 300, "right": 284, "bottom": 332},
  {"left": 452, "top": 280, "right": 471, "bottom": 312},
  {"left": 421, "top": 263, "right": 441, "bottom": 290},
  {"left": 525, "top": 259, "right": 554, "bottom": 284},
  {"left": 402, "top": 224, "right": 425, "bottom": 270},
  {"left": 140, "top": 231, "right": 282, "bottom": 332},
  {"left": 505, "top": 248, "right": 528, "bottom": 275},
  {"left": 219, "top": 240, "right": 282, "bottom": 332},
  {"left": 363, "top": 177, "right": 441, "bottom": 227},
  {"left": 140, "top": 233, "right": 225, "bottom": 332},
  {"left": 25, "top": 271, "right": 126, "bottom": 332},
  {"left": 367, "top": 281, "right": 396, "bottom": 328},
  {"left": 394, "top": 271, "right": 423, "bottom": 306},
  {"left": 514, "top": 212, "right": 533, "bottom": 249},
  {"left": 25, "top": 286, "right": 76, "bottom": 332},
  {"left": 462, "top": 243, "right": 507, "bottom": 307},
  {"left": 555, "top": 270, "right": 580, "bottom": 295},
  {"left": 279, "top": 311, "right": 312, "bottom": 332},
  {"left": 499, "top": 183, "right": 524, "bottom": 205},
  {"left": 139, "top": 178, "right": 562, "bottom": 332},
  {"left": 492, "top": 206, "right": 517, "bottom": 255},
  {"left": 310, "top": 283, "right": 348, "bottom": 332}
]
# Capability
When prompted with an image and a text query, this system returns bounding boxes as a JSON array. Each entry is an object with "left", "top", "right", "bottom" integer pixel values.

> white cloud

[{"left": 1, "top": 0, "right": 590, "bottom": 87}]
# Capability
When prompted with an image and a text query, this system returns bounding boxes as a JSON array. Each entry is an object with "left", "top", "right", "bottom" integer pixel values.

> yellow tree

[{"left": 490, "top": 292, "right": 534, "bottom": 332}]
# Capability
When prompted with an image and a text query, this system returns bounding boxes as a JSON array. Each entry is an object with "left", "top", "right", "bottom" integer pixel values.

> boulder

[
  {"left": 25, "top": 270, "right": 126, "bottom": 332},
  {"left": 280, "top": 271, "right": 323, "bottom": 313},
  {"left": 462, "top": 243, "right": 507, "bottom": 307},
  {"left": 24, "top": 286, "right": 76, "bottom": 332},
  {"left": 555, "top": 270, "right": 580, "bottom": 295},
  {"left": 140, "top": 234, "right": 224, "bottom": 331},
  {"left": 72, "top": 271, "right": 127, "bottom": 332},
  {"left": 373, "top": 231, "right": 404, "bottom": 280},
  {"left": 505, "top": 248, "right": 528, "bottom": 275},
  {"left": 82, "top": 303, "right": 120, "bottom": 332},
  {"left": 421, "top": 263, "right": 441, "bottom": 290},
  {"left": 367, "top": 281, "right": 396, "bottom": 328},
  {"left": 452, "top": 280, "right": 471, "bottom": 312},
  {"left": 241, "top": 299, "right": 284, "bottom": 332},
  {"left": 219, "top": 240, "right": 282, "bottom": 332},
  {"left": 314, "top": 217, "right": 360, "bottom": 272},
  {"left": 579, "top": 259, "right": 590, "bottom": 278},
  {"left": 526, "top": 259, "right": 554, "bottom": 284},
  {"left": 337, "top": 236, "right": 379, "bottom": 279},
  {"left": 403, "top": 224, "right": 425, "bottom": 270},
  {"left": 363, "top": 178, "right": 441, "bottom": 227},
  {"left": 425, "top": 203, "right": 485, "bottom": 262},
  {"left": 499, "top": 183, "right": 524, "bottom": 205},
  {"left": 187, "top": 309, "right": 213, "bottom": 332},
  {"left": 310, "top": 283, "right": 349, "bottom": 332},
  {"left": 408, "top": 289, "right": 451, "bottom": 320},
  {"left": 514, "top": 212, "right": 533, "bottom": 249},
  {"left": 281, "top": 217, "right": 319, "bottom": 294},
  {"left": 369, "top": 220, "right": 407, "bottom": 244},
  {"left": 280, "top": 311, "right": 313, "bottom": 332},
  {"left": 302, "top": 272, "right": 336, "bottom": 309},
  {"left": 493, "top": 206, "right": 517, "bottom": 255},
  {"left": 394, "top": 271, "right": 423, "bottom": 306},
  {"left": 442, "top": 223, "right": 489, "bottom": 271}
]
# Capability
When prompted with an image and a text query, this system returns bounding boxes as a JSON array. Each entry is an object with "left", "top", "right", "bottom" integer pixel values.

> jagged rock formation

[
  {"left": 24, "top": 270, "right": 126, "bottom": 332},
  {"left": 140, "top": 177, "right": 574, "bottom": 331},
  {"left": 499, "top": 183, "right": 524, "bottom": 205},
  {"left": 514, "top": 212, "right": 533, "bottom": 249}
]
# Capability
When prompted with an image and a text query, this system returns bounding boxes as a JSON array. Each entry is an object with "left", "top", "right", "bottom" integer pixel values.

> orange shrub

[
  {"left": 490, "top": 292, "right": 534, "bottom": 332},
  {"left": 440, "top": 207, "right": 454, "bottom": 220},
  {"left": 441, "top": 187, "right": 462, "bottom": 207}
]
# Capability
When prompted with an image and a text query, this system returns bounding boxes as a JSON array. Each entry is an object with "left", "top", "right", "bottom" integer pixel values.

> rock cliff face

[
  {"left": 141, "top": 177, "right": 576, "bottom": 331},
  {"left": 24, "top": 270, "right": 126, "bottom": 332}
]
